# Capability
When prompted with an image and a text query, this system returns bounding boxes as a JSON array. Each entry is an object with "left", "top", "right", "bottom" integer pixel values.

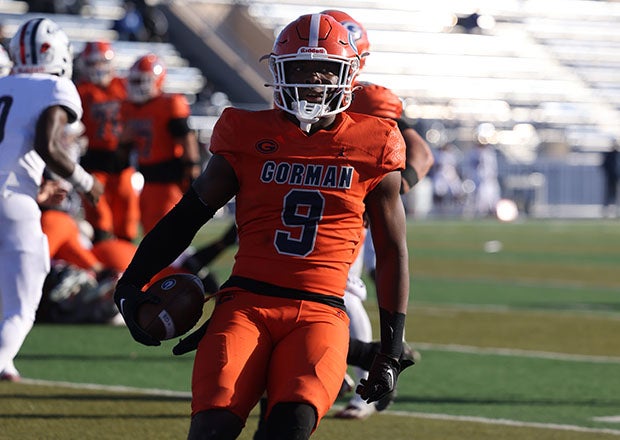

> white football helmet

[
  {"left": 265, "top": 13, "right": 360, "bottom": 130},
  {"left": 0, "top": 45, "right": 12, "bottom": 77},
  {"left": 9, "top": 18, "right": 73, "bottom": 78}
]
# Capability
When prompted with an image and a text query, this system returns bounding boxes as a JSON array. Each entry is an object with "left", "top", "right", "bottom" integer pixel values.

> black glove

[
  {"left": 356, "top": 353, "right": 401, "bottom": 403},
  {"left": 113, "top": 283, "right": 161, "bottom": 346},
  {"left": 172, "top": 319, "right": 210, "bottom": 355}
]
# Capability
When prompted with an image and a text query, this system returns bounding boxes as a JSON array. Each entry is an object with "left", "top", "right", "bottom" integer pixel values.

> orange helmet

[
  {"left": 321, "top": 10, "right": 370, "bottom": 69},
  {"left": 349, "top": 82, "right": 403, "bottom": 119},
  {"left": 127, "top": 53, "right": 166, "bottom": 104},
  {"left": 266, "top": 13, "right": 361, "bottom": 128},
  {"left": 80, "top": 41, "right": 115, "bottom": 86}
]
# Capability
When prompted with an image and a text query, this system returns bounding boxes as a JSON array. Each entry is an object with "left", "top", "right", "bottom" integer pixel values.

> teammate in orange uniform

[
  {"left": 322, "top": 9, "right": 433, "bottom": 419},
  {"left": 114, "top": 13, "right": 410, "bottom": 439},
  {"left": 322, "top": 9, "right": 434, "bottom": 193},
  {"left": 77, "top": 41, "right": 140, "bottom": 243},
  {"left": 118, "top": 53, "right": 201, "bottom": 235}
]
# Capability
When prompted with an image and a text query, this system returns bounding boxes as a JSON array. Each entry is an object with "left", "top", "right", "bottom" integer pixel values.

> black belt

[{"left": 221, "top": 275, "right": 346, "bottom": 311}]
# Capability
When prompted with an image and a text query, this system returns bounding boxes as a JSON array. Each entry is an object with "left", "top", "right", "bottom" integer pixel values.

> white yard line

[
  {"left": 391, "top": 411, "right": 620, "bottom": 436},
  {"left": 414, "top": 342, "right": 620, "bottom": 364},
  {"left": 594, "top": 416, "right": 620, "bottom": 423},
  {"left": 20, "top": 378, "right": 192, "bottom": 398}
]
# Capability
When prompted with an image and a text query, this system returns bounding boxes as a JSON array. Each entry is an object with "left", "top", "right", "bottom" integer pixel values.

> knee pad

[
  {"left": 265, "top": 402, "right": 316, "bottom": 440},
  {"left": 187, "top": 409, "right": 244, "bottom": 440}
]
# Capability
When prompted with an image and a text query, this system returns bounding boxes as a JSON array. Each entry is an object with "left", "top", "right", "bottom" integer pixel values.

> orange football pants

[
  {"left": 192, "top": 290, "right": 350, "bottom": 429},
  {"left": 82, "top": 167, "right": 140, "bottom": 241},
  {"left": 139, "top": 182, "right": 184, "bottom": 235},
  {"left": 90, "top": 238, "right": 137, "bottom": 273}
]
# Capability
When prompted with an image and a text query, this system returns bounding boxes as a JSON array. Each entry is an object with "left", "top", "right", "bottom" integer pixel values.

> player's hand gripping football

[
  {"left": 114, "top": 283, "right": 162, "bottom": 346},
  {"left": 356, "top": 353, "right": 401, "bottom": 403}
]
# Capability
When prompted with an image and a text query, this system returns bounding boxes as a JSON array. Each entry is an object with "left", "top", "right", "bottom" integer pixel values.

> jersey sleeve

[
  {"left": 169, "top": 94, "right": 191, "bottom": 119},
  {"left": 382, "top": 124, "right": 406, "bottom": 172},
  {"left": 209, "top": 108, "right": 240, "bottom": 169},
  {"left": 52, "top": 77, "right": 83, "bottom": 123}
]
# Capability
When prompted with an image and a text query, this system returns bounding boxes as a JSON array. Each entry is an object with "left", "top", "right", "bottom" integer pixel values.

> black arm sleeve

[
  {"left": 168, "top": 117, "right": 192, "bottom": 137},
  {"left": 119, "top": 186, "right": 216, "bottom": 288},
  {"left": 379, "top": 307, "right": 406, "bottom": 359}
]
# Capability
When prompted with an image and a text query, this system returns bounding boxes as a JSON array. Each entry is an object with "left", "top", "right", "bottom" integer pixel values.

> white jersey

[{"left": 0, "top": 73, "right": 82, "bottom": 199}]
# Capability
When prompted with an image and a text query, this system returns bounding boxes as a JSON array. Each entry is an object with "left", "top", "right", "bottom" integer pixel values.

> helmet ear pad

[{"left": 9, "top": 18, "right": 73, "bottom": 78}]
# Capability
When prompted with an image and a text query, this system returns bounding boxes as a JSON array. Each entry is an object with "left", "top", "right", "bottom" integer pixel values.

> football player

[
  {"left": 77, "top": 41, "right": 140, "bottom": 243},
  {"left": 0, "top": 18, "right": 103, "bottom": 382},
  {"left": 114, "top": 13, "right": 409, "bottom": 439},
  {"left": 118, "top": 53, "right": 201, "bottom": 235},
  {"left": 322, "top": 9, "right": 433, "bottom": 418}
]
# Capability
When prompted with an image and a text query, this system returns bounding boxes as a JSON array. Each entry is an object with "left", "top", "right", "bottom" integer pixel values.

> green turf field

[{"left": 2, "top": 219, "right": 620, "bottom": 439}]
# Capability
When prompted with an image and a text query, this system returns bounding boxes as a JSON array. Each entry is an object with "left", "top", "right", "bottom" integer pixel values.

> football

[{"left": 137, "top": 273, "right": 205, "bottom": 341}]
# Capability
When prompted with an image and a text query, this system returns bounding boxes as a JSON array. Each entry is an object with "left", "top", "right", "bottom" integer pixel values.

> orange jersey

[
  {"left": 349, "top": 81, "right": 403, "bottom": 119},
  {"left": 78, "top": 77, "right": 127, "bottom": 152},
  {"left": 210, "top": 108, "right": 405, "bottom": 297},
  {"left": 120, "top": 94, "right": 190, "bottom": 166}
]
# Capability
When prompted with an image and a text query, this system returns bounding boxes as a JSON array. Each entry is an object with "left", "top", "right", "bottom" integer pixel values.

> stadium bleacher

[
  {"left": 0, "top": 1, "right": 206, "bottom": 100},
  {"left": 2, "top": 0, "right": 619, "bottom": 217}
]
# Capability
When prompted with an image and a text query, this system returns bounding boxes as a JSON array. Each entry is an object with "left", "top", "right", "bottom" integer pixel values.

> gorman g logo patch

[{"left": 256, "top": 139, "right": 278, "bottom": 154}]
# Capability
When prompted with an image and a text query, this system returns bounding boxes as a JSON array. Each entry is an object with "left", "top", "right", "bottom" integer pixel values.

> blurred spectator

[
  {"left": 432, "top": 143, "right": 465, "bottom": 215},
  {"left": 456, "top": 11, "right": 481, "bottom": 33},
  {"left": 113, "top": 1, "right": 148, "bottom": 42},
  {"left": 134, "top": 0, "right": 169, "bottom": 42},
  {"left": 463, "top": 130, "right": 501, "bottom": 218},
  {"left": 601, "top": 139, "right": 619, "bottom": 217}
]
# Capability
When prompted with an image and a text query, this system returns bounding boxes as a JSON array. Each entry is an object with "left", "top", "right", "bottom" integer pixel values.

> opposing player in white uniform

[{"left": 0, "top": 18, "right": 103, "bottom": 381}]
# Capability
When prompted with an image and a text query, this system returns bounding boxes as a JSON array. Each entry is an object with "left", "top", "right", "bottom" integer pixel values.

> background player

[
  {"left": 322, "top": 9, "right": 432, "bottom": 418},
  {"left": 118, "top": 53, "right": 201, "bottom": 235},
  {"left": 0, "top": 18, "right": 103, "bottom": 382},
  {"left": 113, "top": 13, "right": 410, "bottom": 439},
  {"left": 77, "top": 41, "right": 140, "bottom": 243}
]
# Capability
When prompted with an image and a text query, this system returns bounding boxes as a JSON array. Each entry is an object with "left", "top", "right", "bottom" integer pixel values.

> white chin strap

[{"left": 292, "top": 100, "right": 328, "bottom": 132}]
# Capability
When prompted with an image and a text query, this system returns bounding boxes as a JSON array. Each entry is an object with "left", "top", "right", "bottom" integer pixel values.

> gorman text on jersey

[{"left": 260, "top": 161, "right": 353, "bottom": 189}]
